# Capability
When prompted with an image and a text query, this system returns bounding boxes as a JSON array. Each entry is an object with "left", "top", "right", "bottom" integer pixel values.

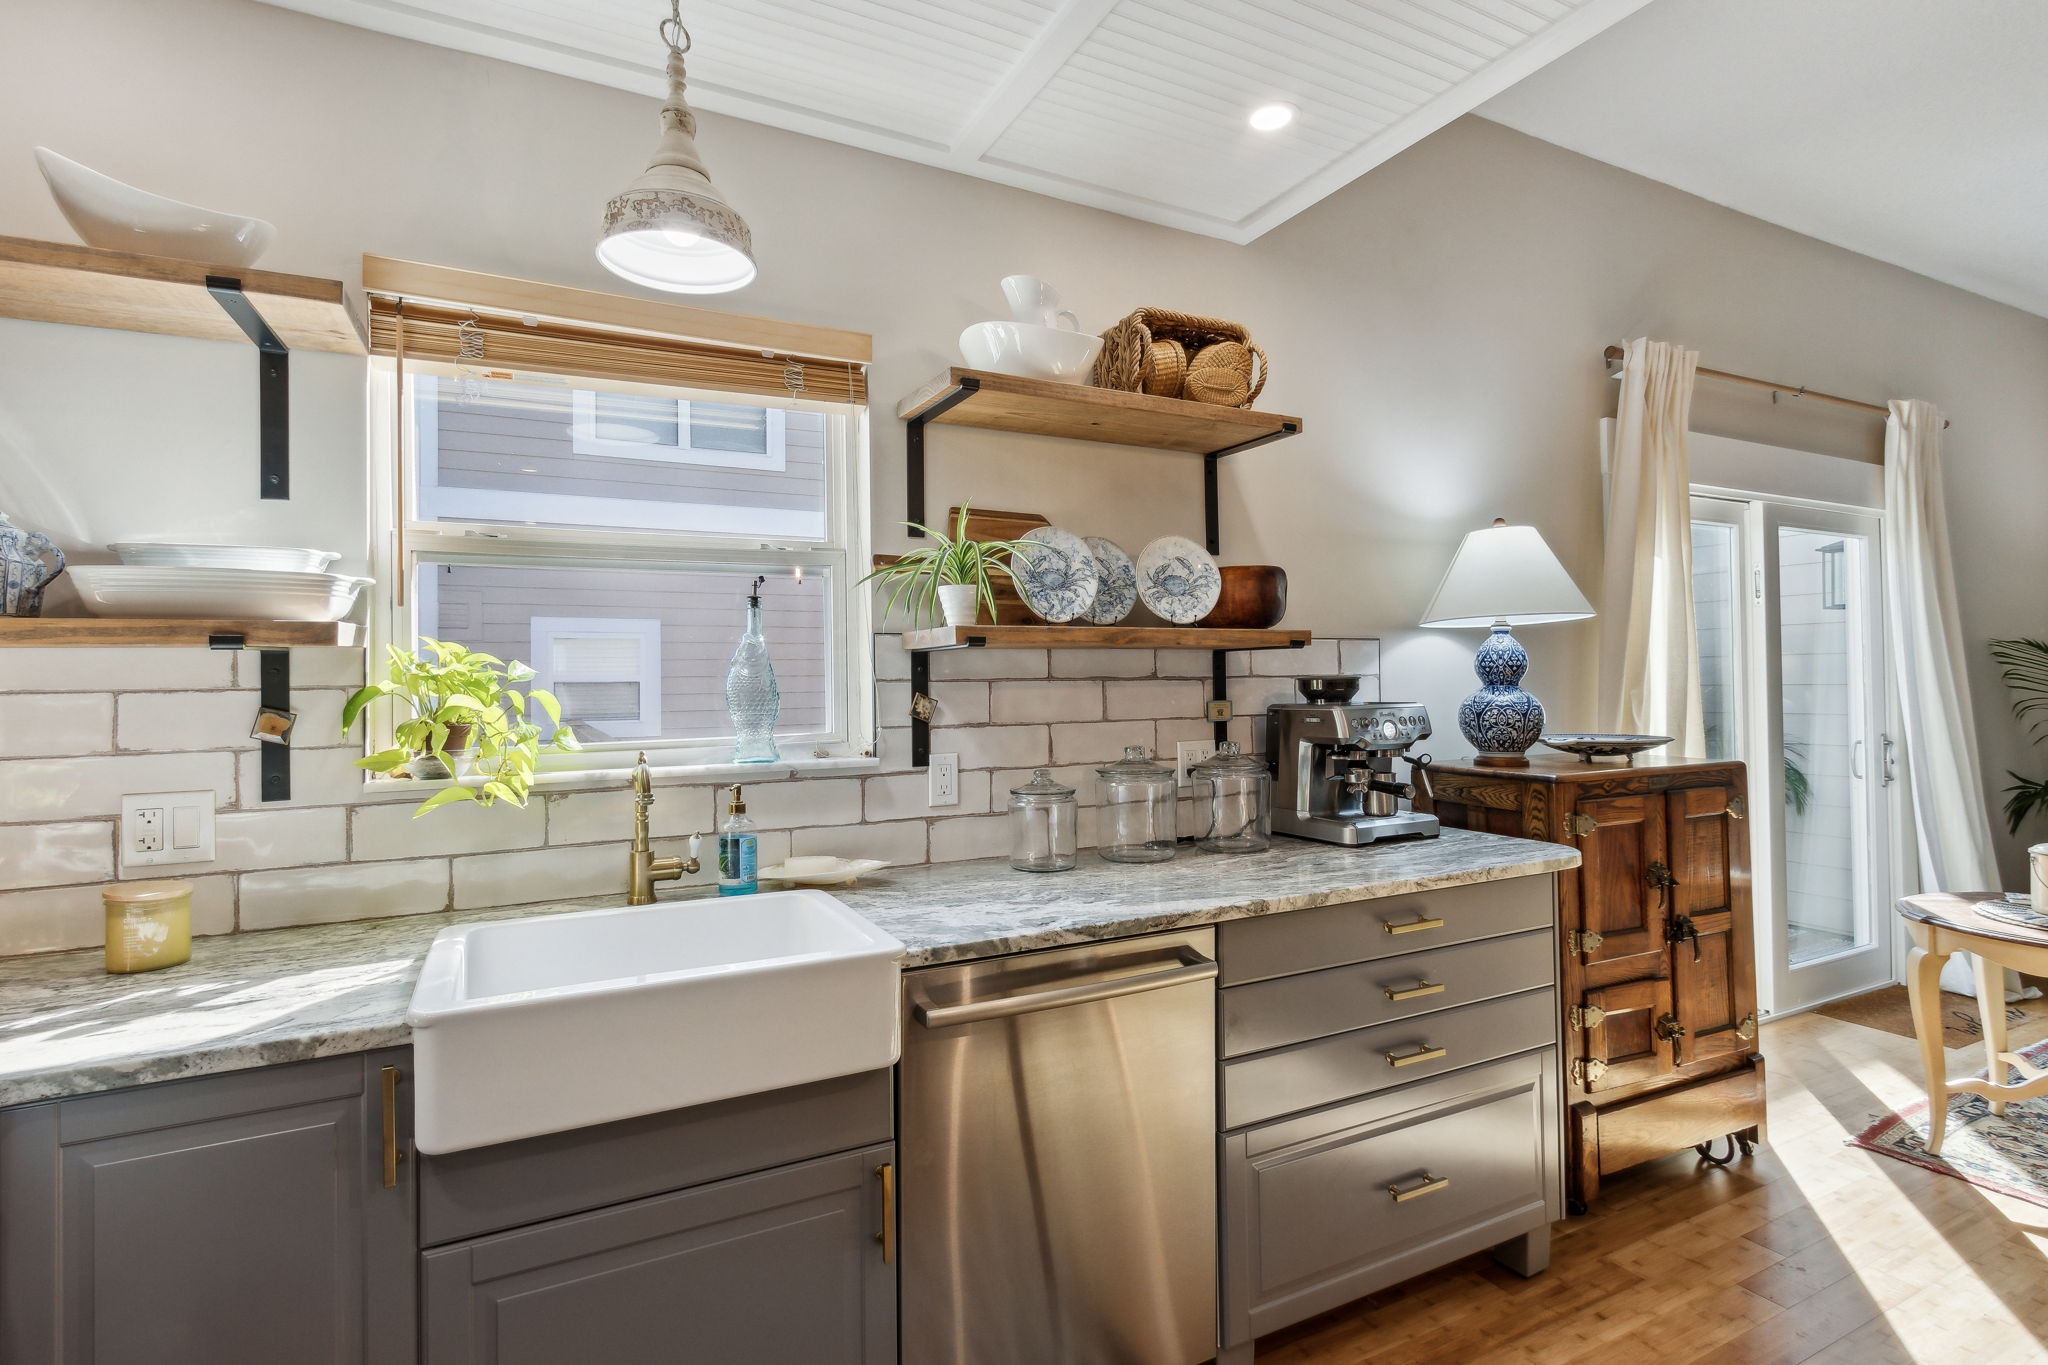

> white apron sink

[{"left": 407, "top": 890, "right": 905, "bottom": 1154}]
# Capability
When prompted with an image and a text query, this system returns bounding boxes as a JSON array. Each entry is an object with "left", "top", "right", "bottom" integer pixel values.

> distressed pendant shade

[{"left": 599, "top": 46, "right": 756, "bottom": 294}]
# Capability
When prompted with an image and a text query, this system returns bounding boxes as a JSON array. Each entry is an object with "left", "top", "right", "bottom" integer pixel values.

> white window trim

[
  {"left": 529, "top": 616, "right": 663, "bottom": 741},
  {"left": 569, "top": 388, "right": 788, "bottom": 470}
]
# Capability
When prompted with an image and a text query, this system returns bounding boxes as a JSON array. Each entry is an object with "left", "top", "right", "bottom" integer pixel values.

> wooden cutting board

[{"left": 872, "top": 507, "right": 1049, "bottom": 625}]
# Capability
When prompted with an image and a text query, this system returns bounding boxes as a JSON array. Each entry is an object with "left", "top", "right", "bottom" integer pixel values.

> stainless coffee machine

[{"left": 1266, "top": 677, "right": 1440, "bottom": 846}]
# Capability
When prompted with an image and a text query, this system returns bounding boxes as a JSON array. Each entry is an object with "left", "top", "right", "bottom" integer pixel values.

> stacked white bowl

[{"left": 67, "top": 543, "right": 371, "bottom": 621}]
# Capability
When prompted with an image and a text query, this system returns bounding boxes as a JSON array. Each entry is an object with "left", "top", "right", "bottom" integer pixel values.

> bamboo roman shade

[{"left": 362, "top": 257, "right": 869, "bottom": 405}]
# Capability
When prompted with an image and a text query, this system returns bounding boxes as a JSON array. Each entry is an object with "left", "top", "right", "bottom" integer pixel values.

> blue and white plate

[
  {"left": 1010, "top": 526, "right": 1100, "bottom": 624},
  {"left": 1135, "top": 536, "right": 1221, "bottom": 625},
  {"left": 1081, "top": 537, "right": 1137, "bottom": 625}
]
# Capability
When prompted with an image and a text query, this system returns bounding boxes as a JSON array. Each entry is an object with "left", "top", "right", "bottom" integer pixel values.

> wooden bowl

[{"left": 1196, "top": 566, "right": 1287, "bottom": 629}]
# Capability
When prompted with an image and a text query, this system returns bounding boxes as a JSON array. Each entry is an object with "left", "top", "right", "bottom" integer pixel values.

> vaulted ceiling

[{"left": 255, "top": 0, "right": 1652, "bottom": 242}]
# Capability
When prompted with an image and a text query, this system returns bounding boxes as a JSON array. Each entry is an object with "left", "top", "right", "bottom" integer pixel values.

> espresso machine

[{"left": 1266, "top": 677, "right": 1440, "bottom": 845}]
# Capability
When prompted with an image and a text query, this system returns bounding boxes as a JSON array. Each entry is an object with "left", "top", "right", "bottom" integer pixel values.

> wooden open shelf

[
  {"left": 0, "top": 236, "right": 364, "bottom": 354},
  {"left": 0, "top": 618, "right": 361, "bottom": 648},
  {"left": 898, "top": 368, "right": 1302, "bottom": 456},
  {"left": 903, "top": 624, "right": 1310, "bottom": 652}
]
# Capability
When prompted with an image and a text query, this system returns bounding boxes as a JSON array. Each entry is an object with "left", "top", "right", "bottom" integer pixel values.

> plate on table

[
  {"left": 759, "top": 857, "right": 889, "bottom": 887},
  {"left": 1081, "top": 537, "right": 1137, "bottom": 624},
  {"left": 1009, "top": 527, "right": 1100, "bottom": 624},
  {"left": 1135, "top": 536, "right": 1221, "bottom": 625},
  {"left": 1539, "top": 734, "right": 1674, "bottom": 764}
]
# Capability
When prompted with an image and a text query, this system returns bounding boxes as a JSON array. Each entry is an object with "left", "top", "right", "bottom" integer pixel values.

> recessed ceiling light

[{"left": 1248, "top": 102, "right": 1297, "bottom": 132}]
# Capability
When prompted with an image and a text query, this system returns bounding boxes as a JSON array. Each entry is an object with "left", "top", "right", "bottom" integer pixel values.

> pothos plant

[
  {"left": 858, "top": 503, "right": 1041, "bottom": 626},
  {"left": 342, "top": 637, "right": 580, "bottom": 817},
  {"left": 1990, "top": 637, "right": 2048, "bottom": 834}
]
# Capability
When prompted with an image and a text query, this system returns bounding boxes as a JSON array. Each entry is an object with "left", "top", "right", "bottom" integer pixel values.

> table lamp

[{"left": 1420, "top": 518, "right": 1594, "bottom": 766}]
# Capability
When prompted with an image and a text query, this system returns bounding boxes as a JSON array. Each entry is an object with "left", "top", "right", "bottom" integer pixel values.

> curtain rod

[{"left": 1601, "top": 345, "right": 1949, "bottom": 427}]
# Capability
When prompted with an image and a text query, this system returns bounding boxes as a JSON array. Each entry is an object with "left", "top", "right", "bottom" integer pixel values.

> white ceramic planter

[{"left": 938, "top": 583, "right": 980, "bottom": 627}]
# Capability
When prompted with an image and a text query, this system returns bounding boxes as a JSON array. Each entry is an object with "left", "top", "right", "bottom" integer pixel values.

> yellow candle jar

[{"left": 101, "top": 880, "right": 194, "bottom": 974}]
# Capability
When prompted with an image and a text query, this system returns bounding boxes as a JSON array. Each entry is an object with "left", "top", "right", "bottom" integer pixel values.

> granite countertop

[{"left": 0, "top": 829, "right": 1576, "bottom": 1106}]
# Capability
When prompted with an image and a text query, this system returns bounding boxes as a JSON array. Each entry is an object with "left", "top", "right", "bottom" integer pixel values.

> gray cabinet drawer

[
  {"left": 1222, "top": 1052, "right": 1558, "bottom": 1344},
  {"left": 1218, "top": 876, "right": 1554, "bottom": 985},
  {"left": 1222, "top": 928, "right": 1553, "bottom": 1057},
  {"left": 1222, "top": 988, "right": 1556, "bottom": 1129}
]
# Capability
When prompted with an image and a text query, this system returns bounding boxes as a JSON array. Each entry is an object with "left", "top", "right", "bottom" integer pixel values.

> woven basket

[{"left": 1093, "top": 308, "right": 1267, "bottom": 407}]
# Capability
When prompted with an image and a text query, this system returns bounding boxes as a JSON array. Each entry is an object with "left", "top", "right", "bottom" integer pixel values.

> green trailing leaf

[{"left": 413, "top": 785, "right": 481, "bottom": 817}]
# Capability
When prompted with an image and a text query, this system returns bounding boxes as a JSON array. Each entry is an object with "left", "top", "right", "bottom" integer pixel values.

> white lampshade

[{"left": 1420, "top": 520, "right": 1594, "bottom": 629}]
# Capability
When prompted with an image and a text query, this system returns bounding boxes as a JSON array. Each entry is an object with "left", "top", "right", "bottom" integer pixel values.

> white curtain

[
  {"left": 1883, "top": 400, "right": 2028, "bottom": 998},
  {"left": 1599, "top": 337, "right": 1707, "bottom": 754}
]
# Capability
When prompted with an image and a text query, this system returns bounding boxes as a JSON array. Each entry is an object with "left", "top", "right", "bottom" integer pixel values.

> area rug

[
  {"left": 1851, "top": 1037, "right": 2048, "bottom": 1208},
  {"left": 1813, "top": 983, "right": 2048, "bottom": 1049}
]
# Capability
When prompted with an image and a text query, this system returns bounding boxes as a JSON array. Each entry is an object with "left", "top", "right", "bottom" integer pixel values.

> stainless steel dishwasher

[{"left": 899, "top": 928, "right": 1219, "bottom": 1365}]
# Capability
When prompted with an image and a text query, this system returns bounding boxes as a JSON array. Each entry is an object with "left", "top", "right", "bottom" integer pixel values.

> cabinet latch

[
  {"left": 1655, "top": 1012, "right": 1687, "bottom": 1045},
  {"left": 1568, "top": 813, "right": 1599, "bottom": 837},
  {"left": 1568, "top": 1004, "right": 1608, "bottom": 1031},
  {"left": 1734, "top": 1010, "right": 1758, "bottom": 1041},
  {"left": 1571, "top": 1058, "right": 1609, "bottom": 1087},
  {"left": 1727, "top": 796, "right": 1747, "bottom": 821},
  {"left": 1566, "top": 928, "right": 1605, "bottom": 955},
  {"left": 1666, "top": 913, "right": 1702, "bottom": 962}
]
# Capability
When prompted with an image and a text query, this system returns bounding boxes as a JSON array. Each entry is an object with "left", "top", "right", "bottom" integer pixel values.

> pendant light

[{"left": 598, "top": 0, "right": 756, "bottom": 294}]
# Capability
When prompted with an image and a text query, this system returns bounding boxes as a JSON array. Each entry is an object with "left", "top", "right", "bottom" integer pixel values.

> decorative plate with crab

[
  {"left": 1136, "top": 536, "right": 1221, "bottom": 625},
  {"left": 1010, "top": 526, "right": 1101, "bottom": 623},
  {"left": 1081, "top": 537, "right": 1138, "bottom": 625}
]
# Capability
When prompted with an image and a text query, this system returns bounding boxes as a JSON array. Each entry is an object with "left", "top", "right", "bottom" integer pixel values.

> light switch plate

[
  {"left": 121, "top": 792, "right": 215, "bottom": 870},
  {"left": 928, "top": 752, "right": 960, "bottom": 807},
  {"left": 1175, "top": 741, "right": 1217, "bottom": 786}
]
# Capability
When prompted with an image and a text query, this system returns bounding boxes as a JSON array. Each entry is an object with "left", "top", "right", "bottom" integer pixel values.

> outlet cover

[
  {"left": 1175, "top": 741, "right": 1217, "bottom": 786},
  {"left": 928, "top": 752, "right": 960, "bottom": 807},
  {"left": 121, "top": 792, "right": 215, "bottom": 870}
]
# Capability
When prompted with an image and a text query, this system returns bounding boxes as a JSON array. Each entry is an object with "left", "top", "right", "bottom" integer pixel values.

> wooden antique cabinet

[{"left": 1420, "top": 755, "right": 1764, "bottom": 1207}]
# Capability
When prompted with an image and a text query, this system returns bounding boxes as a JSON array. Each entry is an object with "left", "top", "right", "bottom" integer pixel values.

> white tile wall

[{"left": 0, "top": 636, "right": 1380, "bottom": 955}]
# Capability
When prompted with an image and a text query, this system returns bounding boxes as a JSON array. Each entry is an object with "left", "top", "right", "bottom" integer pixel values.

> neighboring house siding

[{"left": 427, "top": 564, "right": 830, "bottom": 742}]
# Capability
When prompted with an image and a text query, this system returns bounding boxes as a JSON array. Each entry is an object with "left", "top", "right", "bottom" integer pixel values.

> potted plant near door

[
  {"left": 861, "top": 503, "right": 1038, "bottom": 627},
  {"left": 342, "top": 636, "right": 580, "bottom": 815}
]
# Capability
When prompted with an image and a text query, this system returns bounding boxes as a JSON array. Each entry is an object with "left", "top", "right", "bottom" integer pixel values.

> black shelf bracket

[
  {"left": 206, "top": 276, "right": 291, "bottom": 501},
  {"left": 205, "top": 634, "right": 294, "bottom": 800},
  {"left": 910, "top": 650, "right": 932, "bottom": 768},
  {"left": 1203, "top": 422, "right": 1299, "bottom": 555},
  {"left": 904, "top": 376, "right": 981, "bottom": 537}
]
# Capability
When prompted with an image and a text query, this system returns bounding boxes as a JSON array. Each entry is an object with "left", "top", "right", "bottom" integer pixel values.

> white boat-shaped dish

[
  {"left": 36, "top": 147, "right": 277, "bottom": 268},
  {"left": 65, "top": 565, "right": 371, "bottom": 621},
  {"left": 759, "top": 857, "right": 890, "bottom": 887},
  {"left": 108, "top": 542, "right": 341, "bottom": 573},
  {"left": 959, "top": 320, "right": 1102, "bottom": 384}
]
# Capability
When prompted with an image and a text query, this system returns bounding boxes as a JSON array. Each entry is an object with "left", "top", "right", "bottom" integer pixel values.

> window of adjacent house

[{"left": 370, "top": 332, "right": 872, "bottom": 775}]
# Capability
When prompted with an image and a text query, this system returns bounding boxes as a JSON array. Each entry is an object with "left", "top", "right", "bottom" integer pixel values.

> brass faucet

[{"left": 628, "top": 752, "right": 702, "bottom": 905}]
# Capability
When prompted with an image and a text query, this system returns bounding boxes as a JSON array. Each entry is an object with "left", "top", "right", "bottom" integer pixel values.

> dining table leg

[
  {"left": 1906, "top": 938, "right": 1953, "bottom": 1155},
  {"left": 1972, "top": 951, "right": 2011, "bottom": 1116}
]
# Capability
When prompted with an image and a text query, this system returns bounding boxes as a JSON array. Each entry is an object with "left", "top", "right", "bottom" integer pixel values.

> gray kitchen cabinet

[
  {"left": 420, "top": 1142, "right": 897, "bottom": 1365},
  {"left": 0, "top": 1049, "right": 417, "bottom": 1365}
]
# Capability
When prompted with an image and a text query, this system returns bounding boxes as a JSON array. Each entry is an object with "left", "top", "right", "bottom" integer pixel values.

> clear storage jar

[
  {"left": 1009, "top": 769, "right": 1078, "bottom": 872},
  {"left": 1192, "top": 742, "right": 1272, "bottom": 854},
  {"left": 102, "top": 880, "right": 193, "bottom": 974},
  {"left": 1096, "top": 745, "right": 1179, "bottom": 863}
]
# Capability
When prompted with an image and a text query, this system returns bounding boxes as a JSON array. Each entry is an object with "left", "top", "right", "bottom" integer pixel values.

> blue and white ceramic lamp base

[{"left": 1458, "top": 621, "right": 1544, "bottom": 766}]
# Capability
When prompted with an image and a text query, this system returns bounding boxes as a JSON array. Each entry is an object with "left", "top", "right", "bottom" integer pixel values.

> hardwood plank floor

[{"left": 1256, "top": 1010, "right": 2048, "bottom": 1365}]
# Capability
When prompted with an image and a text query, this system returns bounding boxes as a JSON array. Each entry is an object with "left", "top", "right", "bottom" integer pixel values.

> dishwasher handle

[{"left": 911, "top": 947, "right": 1218, "bottom": 1028}]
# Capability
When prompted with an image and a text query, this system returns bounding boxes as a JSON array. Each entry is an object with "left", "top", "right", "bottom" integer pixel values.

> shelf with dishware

[
  {"left": 901, "top": 624, "right": 1309, "bottom": 652},
  {"left": 0, "top": 618, "right": 360, "bottom": 649},
  {"left": 0, "top": 235, "right": 367, "bottom": 500}
]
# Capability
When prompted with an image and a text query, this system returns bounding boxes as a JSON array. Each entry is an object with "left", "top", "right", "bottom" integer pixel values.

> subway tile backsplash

[{"left": 0, "top": 633, "right": 1379, "bottom": 956}]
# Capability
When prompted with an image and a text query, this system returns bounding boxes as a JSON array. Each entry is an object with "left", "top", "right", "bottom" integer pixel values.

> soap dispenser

[{"left": 718, "top": 785, "right": 759, "bottom": 896}]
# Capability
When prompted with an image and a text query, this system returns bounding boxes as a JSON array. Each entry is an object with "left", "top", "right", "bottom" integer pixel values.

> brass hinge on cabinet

[
  {"left": 1571, "top": 1058, "right": 1609, "bottom": 1086},
  {"left": 1568, "top": 813, "right": 1599, "bottom": 837},
  {"left": 1655, "top": 1013, "right": 1687, "bottom": 1044},
  {"left": 1568, "top": 1004, "right": 1608, "bottom": 1031},
  {"left": 1727, "top": 796, "right": 1747, "bottom": 820},
  {"left": 1566, "top": 928, "right": 1605, "bottom": 955},
  {"left": 1734, "top": 1010, "right": 1758, "bottom": 1041}
]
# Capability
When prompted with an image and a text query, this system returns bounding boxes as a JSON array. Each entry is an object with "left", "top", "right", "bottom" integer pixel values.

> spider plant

[
  {"left": 1990, "top": 637, "right": 2048, "bottom": 834},
  {"left": 860, "top": 503, "right": 1042, "bottom": 627}
]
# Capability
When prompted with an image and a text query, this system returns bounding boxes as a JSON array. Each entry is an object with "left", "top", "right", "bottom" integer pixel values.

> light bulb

[{"left": 1248, "top": 102, "right": 1297, "bottom": 132}]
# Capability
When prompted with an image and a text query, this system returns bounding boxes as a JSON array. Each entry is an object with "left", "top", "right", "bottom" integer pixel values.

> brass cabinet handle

[
  {"left": 1384, "top": 914, "right": 1445, "bottom": 936},
  {"left": 874, "top": 1163, "right": 895, "bottom": 1264},
  {"left": 379, "top": 1066, "right": 404, "bottom": 1190},
  {"left": 1388, "top": 1173, "right": 1450, "bottom": 1203},
  {"left": 1384, "top": 980, "right": 1446, "bottom": 1002},
  {"left": 1386, "top": 1044, "right": 1448, "bottom": 1068}
]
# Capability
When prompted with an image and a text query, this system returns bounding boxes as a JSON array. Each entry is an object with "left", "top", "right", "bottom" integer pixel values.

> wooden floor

[{"left": 1257, "top": 1010, "right": 2048, "bottom": 1365}]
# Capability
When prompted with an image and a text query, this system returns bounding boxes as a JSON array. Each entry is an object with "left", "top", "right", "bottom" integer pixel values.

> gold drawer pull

[
  {"left": 1386, "top": 1044, "right": 1448, "bottom": 1068},
  {"left": 1384, "top": 980, "right": 1446, "bottom": 1002},
  {"left": 1384, "top": 914, "right": 1445, "bottom": 936},
  {"left": 379, "top": 1066, "right": 404, "bottom": 1190},
  {"left": 875, "top": 1163, "right": 895, "bottom": 1264},
  {"left": 1388, "top": 1173, "right": 1450, "bottom": 1203}
]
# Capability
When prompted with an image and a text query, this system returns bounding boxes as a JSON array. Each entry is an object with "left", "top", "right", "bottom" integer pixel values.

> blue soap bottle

[{"left": 718, "top": 784, "right": 758, "bottom": 896}]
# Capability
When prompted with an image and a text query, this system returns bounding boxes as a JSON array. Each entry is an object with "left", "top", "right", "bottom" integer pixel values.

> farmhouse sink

[{"left": 407, "top": 890, "right": 906, "bottom": 1154}]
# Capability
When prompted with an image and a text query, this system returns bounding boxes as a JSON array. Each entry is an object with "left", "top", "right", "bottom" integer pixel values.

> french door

[{"left": 1691, "top": 494, "right": 1895, "bottom": 1015}]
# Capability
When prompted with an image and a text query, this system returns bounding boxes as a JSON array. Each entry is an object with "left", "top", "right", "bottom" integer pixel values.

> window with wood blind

[{"left": 364, "top": 258, "right": 875, "bottom": 777}]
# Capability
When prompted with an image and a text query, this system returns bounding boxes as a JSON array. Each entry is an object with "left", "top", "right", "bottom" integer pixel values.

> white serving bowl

[
  {"left": 959, "top": 320, "right": 1103, "bottom": 385},
  {"left": 66, "top": 566, "right": 372, "bottom": 622},
  {"left": 108, "top": 542, "right": 341, "bottom": 573},
  {"left": 36, "top": 147, "right": 277, "bottom": 269}
]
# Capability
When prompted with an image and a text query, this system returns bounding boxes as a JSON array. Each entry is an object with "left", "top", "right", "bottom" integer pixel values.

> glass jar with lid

[
  {"left": 1096, "top": 745, "right": 1179, "bottom": 863},
  {"left": 1009, "top": 769, "right": 1078, "bottom": 872},
  {"left": 1192, "top": 741, "right": 1272, "bottom": 854}
]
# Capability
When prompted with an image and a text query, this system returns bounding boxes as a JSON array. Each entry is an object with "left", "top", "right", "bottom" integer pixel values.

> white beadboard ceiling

[{"left": 254, "top": 0, "right": 1653, "bottom": 242}]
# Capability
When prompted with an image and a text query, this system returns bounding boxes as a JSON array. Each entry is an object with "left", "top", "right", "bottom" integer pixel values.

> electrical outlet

[
  {"left": 1175, "top": 740, "right": 1217, "bottom": 785},
  {"left": 928, "top": 752, "right": 960, "bottom": 807},
  {"left": 121, "top": 792, "right": 215, "bottom": 870}
]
